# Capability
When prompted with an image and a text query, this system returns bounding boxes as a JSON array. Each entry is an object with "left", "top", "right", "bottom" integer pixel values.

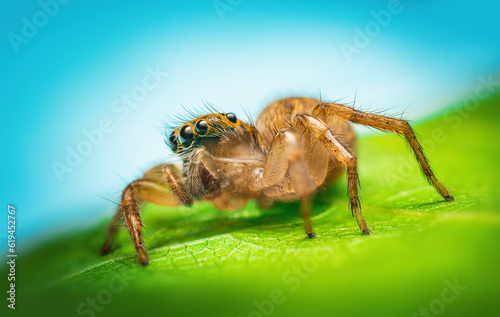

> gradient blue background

[{"left": 1, "top": 0, "right": 499, "bottom": 249}]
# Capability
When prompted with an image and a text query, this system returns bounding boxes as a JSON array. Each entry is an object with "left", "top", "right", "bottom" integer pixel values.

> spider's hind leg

[{"left": 313, "top": 102, "right": 454, "bottom": 201}]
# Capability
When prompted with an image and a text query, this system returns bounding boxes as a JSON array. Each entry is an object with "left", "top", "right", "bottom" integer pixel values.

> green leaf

[{"left": 7, "top": 91, "right": 500, "bottom": 317}]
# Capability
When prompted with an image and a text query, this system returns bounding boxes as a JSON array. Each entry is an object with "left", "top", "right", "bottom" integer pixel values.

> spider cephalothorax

[
  {"left": 167, "top": 112, "right": 243, "bottom": 153},
  {"left": 101, "top": 97, "right": 454, "bottom": 266}
]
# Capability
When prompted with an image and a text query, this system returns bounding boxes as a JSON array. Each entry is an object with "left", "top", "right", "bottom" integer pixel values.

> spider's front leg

[
  {"left": 100, "top": 164, "right": 193, "bottom": 266},
  {"left": 313, "top": 103, "right": 454, "bottom": 201},
  {"left": 252, "top": 130, "right": 318, "bottom": 238}
]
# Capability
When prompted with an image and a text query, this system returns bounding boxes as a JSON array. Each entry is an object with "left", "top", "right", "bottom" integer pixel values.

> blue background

[{"left": 1, "top": 0, "right": 499, "bottom": 247}]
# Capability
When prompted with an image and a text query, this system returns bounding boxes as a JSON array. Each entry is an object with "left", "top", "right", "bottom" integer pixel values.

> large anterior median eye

[
  {"left": 225, "top": 113, "right": 237, "bottom": 123},
  {"left": 178, "top": 125, "right": 194, "bottom": 147},
  {"left": 196, "top": 120, "right": 208, "bottom": 135}
]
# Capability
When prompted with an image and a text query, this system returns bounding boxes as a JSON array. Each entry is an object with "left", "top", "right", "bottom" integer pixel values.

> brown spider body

[
  {"left": 255, "top": 97, "right": 357, "bottom": 189},
  {"left": 101, "top": 97, "right": 454, "bottom": 266}
]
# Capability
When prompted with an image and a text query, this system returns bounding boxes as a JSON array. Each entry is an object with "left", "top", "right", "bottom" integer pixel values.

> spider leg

[
  {"left": 252, "top": 129, "right": 317, "bottom": 238},
  {"left": 293, "top": 114, "right": 370, "bottom": 235},
  {"left": 100, "top": 210, "right": 123, "bottom": 257},
  {"left": 313, "top": 103, "right": 454, "bottom": 201},
  {"left": 100, "top": 164, "right": 192, "bottom": 266}
]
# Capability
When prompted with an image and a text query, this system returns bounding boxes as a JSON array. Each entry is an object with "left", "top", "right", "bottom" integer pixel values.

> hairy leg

[
  {"left": 100, "top": 210, "right": 124, "bottom": 256},
  {"left": 252, "top": 129, "right": 317, "bottom": 238},
  {"left": 293, "top": 114, "right": 371, "bottom": 235},
  {"left": 313, "top": 103, "right": 454, "bottom": 201},
  {"left": 100, "top": 164, "right": 191, "bottom": 265}
]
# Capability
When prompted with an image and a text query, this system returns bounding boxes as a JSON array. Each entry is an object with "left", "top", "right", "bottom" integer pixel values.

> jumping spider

[{"left": 101, "top": 97, "right": 454, "bottom": 265}]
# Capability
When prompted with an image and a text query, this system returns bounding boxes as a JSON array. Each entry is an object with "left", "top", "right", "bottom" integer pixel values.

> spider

[{"left": 100, "top": 97, "right": 454, "bottom": 266}]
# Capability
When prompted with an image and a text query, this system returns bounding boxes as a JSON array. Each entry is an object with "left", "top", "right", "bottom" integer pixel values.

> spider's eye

[
  {"left": 225, "top": 113, "right": 237, "bottom": 123},
  {"left": 178, "top": 125, "right": 194, "bottom": 147},
  {"left": 168, "top": 131, "right": 177, "bottom": 147},
  {"left": 196, "top": 120, "right": 208, "bottom": 135}
]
